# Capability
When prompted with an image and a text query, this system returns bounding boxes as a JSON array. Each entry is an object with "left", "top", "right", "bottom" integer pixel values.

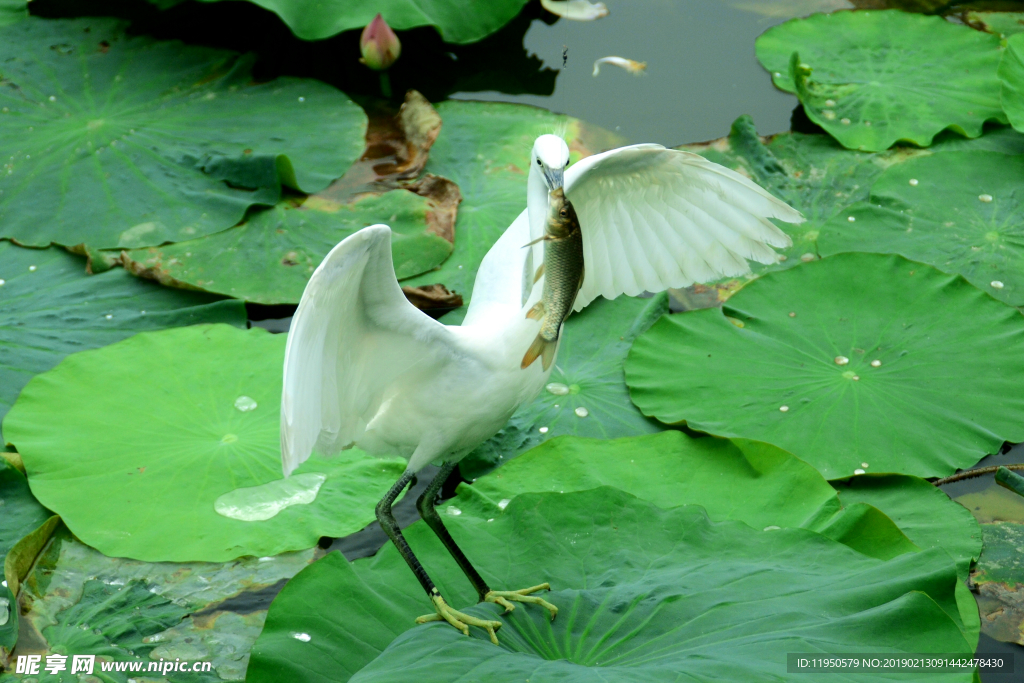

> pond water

[{"left": 453, "top": 0, "right": 800, "bottom": 146}]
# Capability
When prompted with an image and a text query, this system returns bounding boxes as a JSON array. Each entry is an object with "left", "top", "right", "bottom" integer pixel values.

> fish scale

[{"left": 521, "top": 187, "right": 584, "bottom": 371}]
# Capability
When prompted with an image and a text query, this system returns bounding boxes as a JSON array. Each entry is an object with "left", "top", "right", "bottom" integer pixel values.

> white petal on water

[
  {"left": 979, "top": 194, "right": 993, "bottom": 203},
  {"left": 545, "top": 382, "right": 570, "bottom": 396},
  {"left": 834, "top": 356, "right": 849, "bottom": 366},
  {"left": 991, "top": 281, "right": 1005, "bottom": 289},
  {"left": 234, "top": 395, "right": 258, "bottom": 412},
  {"left": 292, "top": 632, "right": 312, "bottom": 642},
  {"left": 541, "top": 0, "right": 609, "bottom": 20},
  {"left": 574, "top": 406, "right": 589, "bottom": 417},
  {"left": 214, "top": 473, "right": 327, "bottom": 522}
]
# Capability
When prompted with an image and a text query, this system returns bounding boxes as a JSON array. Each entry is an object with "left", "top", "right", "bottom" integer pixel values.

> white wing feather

[
  {"left": 564, "top": 144, "right": 803, "bottom": 311},
  {"left": 280, "top": 225, "right": 459, "bottom": 476}
]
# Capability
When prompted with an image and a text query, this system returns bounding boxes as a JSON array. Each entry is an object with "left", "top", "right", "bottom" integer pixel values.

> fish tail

[{"left": 521, "top": 334, "right": 557, "bottom": 370}]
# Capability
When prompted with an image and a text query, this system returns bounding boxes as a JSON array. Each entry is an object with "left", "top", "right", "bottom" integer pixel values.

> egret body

[{"left": 280, "top": 134, "right": 803, "bottom": 642}]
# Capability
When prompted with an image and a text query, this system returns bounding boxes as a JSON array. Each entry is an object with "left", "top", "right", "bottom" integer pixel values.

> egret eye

[
  {"left": 565, "top": 161, "right": 569, "bottom": 168},
  {"left": 536, "top": 159, "right": 542, "bottom": 166}
]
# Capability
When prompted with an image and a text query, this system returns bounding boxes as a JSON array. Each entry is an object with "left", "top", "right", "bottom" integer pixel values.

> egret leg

[
  {"left": 375, "top": 469, "right": 502, "bottom": 644},
  {"left": 416, "top": 462, "right": 558, "bottom": 621}
]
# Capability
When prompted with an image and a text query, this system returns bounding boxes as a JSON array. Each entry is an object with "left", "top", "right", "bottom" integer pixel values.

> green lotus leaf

[
  {"left": 155, "top": 0, "right": 529, "bottom": 43},
  {"left": 625, "top": 253, "right": 1024, "bottom": 480},
  {"left": 928, "top": 125, "right": 1024, "bottom": 155},
  {"left": 0, "top": 0, "right": 25, "bottom": 26},
  {"left": 998, "top": 33, "right": 1024, "bottom": 135},
  {"left": 0, "top": 242, "right": 246, "bottom": 440},
  {"left": 833, "top": 474, "right": 982, "bottom": 581},
  {"left": 120, "top": 188, "right": 453, "bottom": 304},
  {"left": 249, "top": 489, "right": 971, "bottom": 683},
  {"left": 459, "top": 294, "right": 666, "bottom": 480},
  {"left": 819, "top": 151, "right": 1024, "bottom": 307},
  {"left": 756, "top": 11, "right": 1005, "bottom": 151},
  {"left": 461, "top": 431, "right": 925, "bottom": 561},
  {"left": 969, "top": 11, "right": 1024, "bottom": 38},
  {"left": 399, "top": 101, "right": 624, "bottom": 301},
  {"left": 45, "top": 579, "right": 188, "bottom": 662},
  {"left": 0, "top": 460, "right": 48, "bottom": 649},
  {"left": 0, "top": 459, "right": 49, "bottom": 559},
  {"left": 12, "top": 526, "right": 318, "bottom": 681},
  {"left": 0, "top": 17, "right": 367, "bottom": 250},
  {"left": 2, "top": 324, "right": 405, "bottom": 563},
  {"left": 685, "top": 115, "right": 916, "bottom": 269}
]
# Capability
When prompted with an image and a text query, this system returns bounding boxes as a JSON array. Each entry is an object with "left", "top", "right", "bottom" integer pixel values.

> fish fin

[
  {"left": 521, "top": 235, "right": 551, "bottom": 248},
  {"left": 525, "top": 301, "right": 546, "bottom": 320},
  {"left": 521, "top": 334, "right": 557, "bottom": 370},
  {"left": 533, "top": 262, "right": 545, "bottom": 284}
]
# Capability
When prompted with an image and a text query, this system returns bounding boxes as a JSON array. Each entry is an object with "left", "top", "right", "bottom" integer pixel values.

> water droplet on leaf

[
  {"left": 545, "top": 382, "right": 570, "bottom": 396},
  {"left": 234, "top": 395, "right": 258, "bottom": 412},
  {"left": 574, "top": 406, "right": 589, "bottom": 417},
  {"left": 214, "top": 472, "right": 327, "bottom": 522}
]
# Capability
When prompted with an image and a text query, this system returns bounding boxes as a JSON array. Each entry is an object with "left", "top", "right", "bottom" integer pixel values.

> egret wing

[
  {"left": 280, "top": 225, "right": 458, "bottom": 476},
  {"left": 564, "top": 144, "right": 803, "bottom": 311}
]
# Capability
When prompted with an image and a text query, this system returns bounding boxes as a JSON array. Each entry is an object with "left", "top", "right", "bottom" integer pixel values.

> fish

[
  {"left": 592, "top": 56, "right": 646, "bottom": 77},
  {"left": 521, "top": 187, "right": 585, "bottom": 371}
]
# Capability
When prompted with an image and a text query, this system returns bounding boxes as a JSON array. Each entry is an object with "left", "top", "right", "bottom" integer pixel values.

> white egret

[{"left": 280, "top": 134, "right": 803, "bottom": 643}]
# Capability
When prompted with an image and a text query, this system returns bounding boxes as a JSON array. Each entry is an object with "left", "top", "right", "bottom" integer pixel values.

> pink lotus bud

[{"left": 360, "top": 14, "right": 401, "bottom": 71}]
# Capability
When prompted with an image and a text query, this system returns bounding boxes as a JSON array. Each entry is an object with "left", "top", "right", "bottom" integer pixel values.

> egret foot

[
  {"left": 416, "top": 594, "right": 503, "bottom": 645},
  {"left": 485, "top": 583, "right": 558, "bottom": 620}
]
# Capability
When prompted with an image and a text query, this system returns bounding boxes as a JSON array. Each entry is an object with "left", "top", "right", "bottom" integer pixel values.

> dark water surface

[{"left": 452, "top": 0, "right": 799, "bottom": 146}]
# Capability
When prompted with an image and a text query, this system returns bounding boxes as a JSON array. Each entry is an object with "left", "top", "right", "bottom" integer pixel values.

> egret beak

[{"left": 542, "top": 164, "right": 564, "bottom": 190}]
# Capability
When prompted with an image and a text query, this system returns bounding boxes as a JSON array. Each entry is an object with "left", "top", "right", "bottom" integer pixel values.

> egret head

[{"left": 531, "top": 134, "right": 571, "bottom": 190}]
